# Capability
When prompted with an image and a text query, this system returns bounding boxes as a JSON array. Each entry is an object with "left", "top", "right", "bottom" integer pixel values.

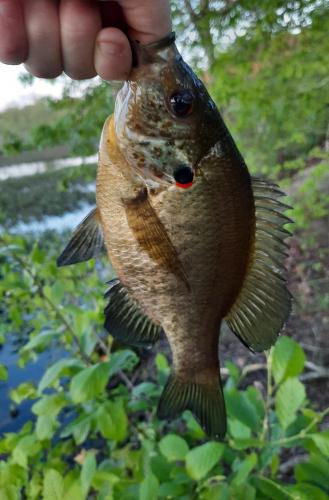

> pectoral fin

[
  {"left": 57, "top": 207, "right": 104, "bottom": 267},
  {"left": 225, "top": 177, "right": 292, "bottom": 352},
  {"left": 123, "top": 187, "right": 189, "bottom": 289}
]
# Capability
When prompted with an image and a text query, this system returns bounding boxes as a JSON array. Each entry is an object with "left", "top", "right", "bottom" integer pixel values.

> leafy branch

[{"left": 271, "top": 406, "right": 329, "bottom": 447}]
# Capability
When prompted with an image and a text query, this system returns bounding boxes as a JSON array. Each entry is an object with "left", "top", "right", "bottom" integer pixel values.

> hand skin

[{"left": 0, "top": 0, "right": 171, "bottom": 80}]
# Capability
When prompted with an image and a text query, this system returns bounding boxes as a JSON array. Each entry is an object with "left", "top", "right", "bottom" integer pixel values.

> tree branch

[{"left": 184, "top": 0, "right": 199, "bottom": 21}]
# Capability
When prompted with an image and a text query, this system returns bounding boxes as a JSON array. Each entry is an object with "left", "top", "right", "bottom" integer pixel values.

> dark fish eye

[{"left": 169, "top": 90, "right": 194, "bottom": 117}]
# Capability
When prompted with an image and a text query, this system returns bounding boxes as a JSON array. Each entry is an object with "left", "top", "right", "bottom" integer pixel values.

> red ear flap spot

[
  {"left": 174, "top": 165, "right": 194, "bottom": 189},
  {"left": 176, "top": 181, "right": 193, "bottom": 189}
]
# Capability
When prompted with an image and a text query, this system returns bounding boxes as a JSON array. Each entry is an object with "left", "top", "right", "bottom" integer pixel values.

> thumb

[{"left": 94, "top": 26, "right": 131, "bottom": 80}]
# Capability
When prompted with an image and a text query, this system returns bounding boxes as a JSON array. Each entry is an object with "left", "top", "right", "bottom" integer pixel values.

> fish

[{"left": 57, "top": 32, "right": 292, "bottom": 439}]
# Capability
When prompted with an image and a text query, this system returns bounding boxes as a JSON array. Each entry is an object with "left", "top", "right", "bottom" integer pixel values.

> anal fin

[
  {"left": 104, "top": 279, "right": 163, "bottom": 348},
  {"left": 57, "top": 207, "right": 104, "bottom": 267},
  {"left": 225, "top": 177, "right": 292, "bottom": 352},
  {"left": 157, "top": 372, "right": 226, "bottom": 439}
]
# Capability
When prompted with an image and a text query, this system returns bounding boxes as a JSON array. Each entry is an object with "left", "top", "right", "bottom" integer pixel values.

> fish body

[{"left": 58, "top": 33, "right": 291, "bottom": 438}]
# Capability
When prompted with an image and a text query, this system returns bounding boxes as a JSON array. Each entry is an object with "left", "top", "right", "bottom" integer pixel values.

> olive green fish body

[
  {"left": 97, "top": 112, "right": 255, "bottom": 375},
  {"left": 58, "top": 32, "right": 291, "bottom": 439}
]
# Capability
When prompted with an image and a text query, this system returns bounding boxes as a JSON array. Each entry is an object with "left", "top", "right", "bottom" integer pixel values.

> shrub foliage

[{"left": 0, "top": 236, "right": 328, "bottom": 499}]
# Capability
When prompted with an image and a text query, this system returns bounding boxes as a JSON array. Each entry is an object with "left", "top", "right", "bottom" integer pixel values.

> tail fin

[{"left": 157, "top": 373, "right": 226, "bottom": 439}]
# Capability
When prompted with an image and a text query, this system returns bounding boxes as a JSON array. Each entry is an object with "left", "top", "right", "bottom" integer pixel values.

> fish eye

[{"left": 169, "top": 90, "right": 194, "bottom": 118}]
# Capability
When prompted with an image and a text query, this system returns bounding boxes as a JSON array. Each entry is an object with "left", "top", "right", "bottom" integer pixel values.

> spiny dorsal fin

[
  {"left": 57, "top": 208, "right": 104, "bottom": 267},
  {"left": 104, "top": 279, "right": 163, "bottom": 348},
  {"left": 225, "top": 177, "right": 292, "bottom": 352},
  {"left": 157, "top": 373, "right": 226, "bottom": 440}
]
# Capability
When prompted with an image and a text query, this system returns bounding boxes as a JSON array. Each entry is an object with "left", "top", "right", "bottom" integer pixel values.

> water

[
  {"left": 0, "top": 336, "right": 65, "bottom": 434},
  {"left": 11, "top": 202, "right": 95, "bottom": 234},
  {"left": 0, "top": 154, "right": 97, "bottom": 181},
  {"left": 0, "top": 153, "right": 97, "bottom": 234}
]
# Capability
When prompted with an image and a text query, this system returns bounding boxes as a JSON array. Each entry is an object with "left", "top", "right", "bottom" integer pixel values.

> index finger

[{"left": 0, "top": 0, "right": 28, "bottom": 64}]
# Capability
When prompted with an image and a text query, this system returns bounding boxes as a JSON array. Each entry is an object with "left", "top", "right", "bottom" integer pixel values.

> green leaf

[
  {"left": 0, "top": 364, "right": 8, "bottom": 381},
  {"left": 186, "top": 442, "right": 224, "bottom": 481},
  {"left": 36, "top": 416, "right": 55, "bottom": 441},
  {"left": 92, "top": 471, "right": 120, "bottom": 490},
  {"left": 201, "top": 483, "right": 230, "bottom": 500},
  {"left": 159, "top": 434, "right": 189, "bottom": 462},
  {"left": 96, "top": 400, "right": 128, "bottom": 442},
  {"left": 275, "top": 377, "right": 306, "bottom": 429},
  {"left": 288, "top": 483, "right": 329, "bottom": 500},
  {"left": 31, "top": 244, "right": 45, "bottom": 264},
  {"left": 10, "top": 382, "right": 37, "bottom": 405},
  {"left": 70, "top": 362, "right": 111, "bottom": 403},
  {"left": 183, "top": 411, "right": 205, "bottom": 439},
  {"left": 309, "top": 429, "right": 329, "bottom": 456},
  {"left": 139, "top": 472, "right": 159, "bottom": 500},
  {"left": 225, "top": 388, "right": 260, "bottom": 431},
  {"left": 232, "top": 453, "right": 258, "bottom": 486},
  {"left": 62, "top": 481, "right": 83, "bottom": 500},
  {"left": 0, "top": 486, "right": 19, "bottom": 500},
  {"left": 32, "top": 394, "right": 67, "bottom": 417},
  {"left": 230, "top": 483, "right": 256, "bottom": 500},
  {"left": 155, "top": 353, "right": 169, "bottom": 373},
  {"left": 43, "top": 282, "right": 65, "bottom": 304},
  {"left": 295, "top": 454, "right": 329, "bottom": 490},
  {"left": 22, "top": 330, "right": 59, "bottom": 352},
  {"left": 38, "top": 358, "right": 84, "bottom": 392},
  {"left": 60, "top": 414, "right": 91, "bottom": 445},
  {"left": 12, "top": 447, "right": 27, "bottom": 469},
  {"left": 224, "top": 361, "right": 240, "bottom": 385},
  {"left": 252, "top": 476, "right": 293, "bottom": 500},
  {"left": 43, "top": 469, "right": 64, "bottom": 500},
  {"left": 229, "top": 419, "right": 251, "bottom": 440},
  {"left": 81, "top": 452, "right": 97, "bottom": 497},
  {"left": 272, "top": 336, "right": 306, "bottom": 385},
  {"left": 158, "top": 481, "right": 186, "bottom": 498},
  {"left": 108, "top": 350, "right": 138, "bottom": 377},
  {"left": 271, "top": 455, "right": 280, "bottom": 477},
  {"left": 12, "top": 435, "right": 41, "bottom": 469}
]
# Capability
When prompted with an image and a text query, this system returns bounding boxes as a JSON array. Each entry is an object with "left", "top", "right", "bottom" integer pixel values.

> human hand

[{"left": 0, "top": 0, "right": 171, "bottom": 80}]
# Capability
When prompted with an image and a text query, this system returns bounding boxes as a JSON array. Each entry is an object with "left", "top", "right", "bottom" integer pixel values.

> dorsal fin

[
  {"left": 225, "top": 177, "right": 292, "bottom": 352},
  {"left": 57, "top": 208, "right": 104, "bottom": 267},
  {"left": 104, "top": 279, "right": 163, "bottom": 348}
]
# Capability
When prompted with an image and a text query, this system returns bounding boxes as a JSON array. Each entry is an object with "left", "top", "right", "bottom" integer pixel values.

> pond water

[
  {"left": 11, "top": 202, "right": 95, "bottom": 234},
  {"left": 0, "top": 336, "right": 66, "bottom": 434},
  {"left": 0, "top": 154, "right": 96, "bottom": 234},
  {"left": 0, "top": 154, "right": 97, "bottom": 181}
]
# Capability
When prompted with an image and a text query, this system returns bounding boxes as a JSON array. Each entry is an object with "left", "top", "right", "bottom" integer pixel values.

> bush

[{"left": 0, "top": 235, "right": 328, "bottom": 499}]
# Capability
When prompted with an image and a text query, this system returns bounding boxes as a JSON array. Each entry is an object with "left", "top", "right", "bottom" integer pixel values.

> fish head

[{"left": 114, "top": 33, "right": 221, "bottom": 187}]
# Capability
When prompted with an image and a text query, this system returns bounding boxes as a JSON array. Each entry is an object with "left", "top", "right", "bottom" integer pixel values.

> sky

[{"left": 0, "top": 63, "right": 65, "bottom": 111}]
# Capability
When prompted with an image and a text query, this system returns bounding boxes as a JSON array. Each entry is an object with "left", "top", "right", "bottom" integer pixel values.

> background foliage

[
  {"left": 0, "top": 237, "right": 328, "bottom": 499},
  {"left": 0, "top": 0, "right": 328, "bottom": 498}
]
